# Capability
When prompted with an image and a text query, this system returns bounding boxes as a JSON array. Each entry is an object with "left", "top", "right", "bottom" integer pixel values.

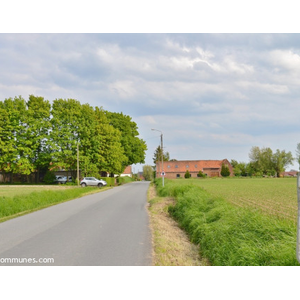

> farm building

[
  {"left": 155, "top": 159, "right": 233, "bottom": 179},
  {"left": 119, "top": 165, "right": 132, "bottom": 177}
]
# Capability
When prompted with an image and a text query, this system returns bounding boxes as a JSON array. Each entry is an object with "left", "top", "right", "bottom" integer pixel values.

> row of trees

[
  {"left": 231, "top": 146, "right": 294, "bottom": 177},
  {"left": 0, "top": 95, "right": 147, "bottom": 182}
]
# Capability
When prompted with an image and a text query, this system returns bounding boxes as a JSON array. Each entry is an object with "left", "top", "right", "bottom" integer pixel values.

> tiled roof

[
  {"left": 157, "top": 160, "right": 229, "bottom": 173},
  {"left": 123, "top": 165, "right": 132, "bottom": 174}
]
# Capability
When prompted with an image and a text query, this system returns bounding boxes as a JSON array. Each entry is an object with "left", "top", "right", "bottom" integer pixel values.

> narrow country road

[{"left": 0, "top": 181, "right": 152, "bottom": 266}]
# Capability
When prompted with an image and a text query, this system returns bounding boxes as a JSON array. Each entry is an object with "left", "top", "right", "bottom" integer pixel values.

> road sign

[{"left": 161, "top": 171, "right": 165, "bottom": 176}]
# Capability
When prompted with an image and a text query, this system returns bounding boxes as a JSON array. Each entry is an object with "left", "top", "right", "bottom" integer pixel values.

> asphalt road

[{"left": 0, "top": 181, "right": 152, "bottom": 266}]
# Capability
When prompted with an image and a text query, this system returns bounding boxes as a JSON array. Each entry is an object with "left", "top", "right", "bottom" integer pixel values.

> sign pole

[
  {"left": 297, "top": 173, "right": 300, "bottom": 263},
  {"left": 161, "top": 132, "right": 164, "bottom": 187}
]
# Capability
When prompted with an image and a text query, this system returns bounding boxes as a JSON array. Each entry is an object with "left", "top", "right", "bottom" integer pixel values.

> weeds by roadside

[{"left": 147, "top": 183, "right": 210, "bottom": 266}]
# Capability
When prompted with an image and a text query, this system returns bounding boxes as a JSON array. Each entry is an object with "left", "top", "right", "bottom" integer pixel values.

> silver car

[{"left": 80, "top": 177, "right": 107, "bottom": 188}]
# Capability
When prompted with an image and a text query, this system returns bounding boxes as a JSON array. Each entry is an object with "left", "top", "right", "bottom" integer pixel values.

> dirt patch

[{"left": 147, "top": 184, "right": 210, "bottom": 266}]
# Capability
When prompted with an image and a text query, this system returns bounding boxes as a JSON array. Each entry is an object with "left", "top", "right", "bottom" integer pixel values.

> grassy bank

[
  {"left": 0, "top": 186, "right": 108, "bottom": 222},
  {"left": 155, "top": 178, "right": 299, "bottom": 266},
  {"left": 147, "top": 183, "right": 209, "bottom": 266}
]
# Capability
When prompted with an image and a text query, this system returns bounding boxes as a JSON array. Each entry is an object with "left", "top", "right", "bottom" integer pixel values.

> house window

[
  {"left": 195, "top": 165, "right": 197, "bottom": 168},
  {"left": 176, "top": 174, "right": 180, "bottom": 178},
  {"left": 186, "top": 165, "right": 189, "bottom": 168},
  {"left": 167, "top": 165, "right": 170, "bottom": 168},
  {"left": 175, "top": 165, "right": 178, "bottom": 168}
]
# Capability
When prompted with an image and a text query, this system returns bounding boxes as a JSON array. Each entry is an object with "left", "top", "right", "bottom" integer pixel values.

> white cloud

[
  {"left": 1, "top": 33, "right": 300, "bottom": 169},
  {"left": 269, "top": 49, "right": 300, "bottom": 72}
]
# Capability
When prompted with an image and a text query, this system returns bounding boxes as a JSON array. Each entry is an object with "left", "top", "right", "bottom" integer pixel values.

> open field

[
  {"left": 165, "top": 178, "right": 298, "bottom": 222},
  {"left": 155, "top": 178, "right": 299, "bottom": 265},
  {"left": 0, "top": 185, "right": 74, "bottom": 198}
]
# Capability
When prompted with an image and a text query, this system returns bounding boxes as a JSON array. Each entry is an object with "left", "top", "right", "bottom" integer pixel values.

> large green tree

[
  {"left": 105, "top": 111, "right": 147, "bottom": 168},
  {"left": 25, "top": 95, "right": 51, "bottom": 182},
  {"left": 143, "top": 165, "right": 153, "bottom": 181},
  {"left": 272, "top": 149, "right": 294, "bottom": 176},
  {"left": 94, "top": 107, "right": 127, "bottom": 175},
  {"left": 249, "top": 146, "right": 294, "bottom": 177},
  {"left": 152, "top": 145, "right": 170, "bottom": 164},
  {"left": 0, "top": 95, "right": 147, "bottom": 182},
  {"left": 49, "top": 99, "right": 82, "bottom": 176},
  {"left": 0, "top": 97, "right": 23, "bottom": 181}
]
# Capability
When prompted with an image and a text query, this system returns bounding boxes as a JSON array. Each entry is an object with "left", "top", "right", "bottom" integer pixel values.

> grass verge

[
  {"left": 155, "top": 178, "right": 299, "bottom": 266},
  {"left": 147, "top": 182, "right": 210, "bottom": 266},
  {"left": 0, "top": 186, "right": 110, "bottom": 223}
]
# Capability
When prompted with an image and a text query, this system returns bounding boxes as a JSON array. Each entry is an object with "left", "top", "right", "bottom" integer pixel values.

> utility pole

[{"left": 152, "top": 129, "right": 164, "bottom": 187}]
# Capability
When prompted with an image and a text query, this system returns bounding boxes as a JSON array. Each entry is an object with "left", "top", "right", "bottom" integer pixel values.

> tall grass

[
  {"left": 155, "top": 178, "right": 299, "bottom": 266},
  {"left": 0, "top": 187, "right": 97, "bottom": 221}
]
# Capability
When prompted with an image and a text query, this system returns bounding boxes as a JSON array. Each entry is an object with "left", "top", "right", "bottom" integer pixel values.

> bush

[
  {"left": 221, "top": 164, "right": 230, "bottom": 177},
  {"left": 100, "top": 177, "right": 115, "bottom": 187},
  {"left": 116, "top": 176, "right": 133, "bottom": 185},
  {"left": 197, "top": 170, "right": 206, "bottom": 178},
  {"left": 184, "top": 170, "right": 191, "bottom": 178},
  {"left": 43, "top": 170, "right": 56, "bottom": 184}
]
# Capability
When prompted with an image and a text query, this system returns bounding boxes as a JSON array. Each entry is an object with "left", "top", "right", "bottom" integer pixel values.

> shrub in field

[
  {"left": 221, "top": 164, "right": 230, "bottom": 177},
  {"left": 197, "top": 170, "right": 206, "bottom": 178},
  {"left": 43, "top": 170, "right": 56, "bottom": 184},
  {"left": 184, "top": 170, "right": 191, "bottom": 178},
  {"left": 155, "top": 178, "right": 299, "bottom": 266}
]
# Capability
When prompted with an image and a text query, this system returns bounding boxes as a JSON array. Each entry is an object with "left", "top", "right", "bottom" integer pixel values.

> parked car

[
  {"left": 54, "top": 175, "right": 72, "bottom": 184},
  {"left": 80, "top": 177, "right": 107, "bottom": 188}
]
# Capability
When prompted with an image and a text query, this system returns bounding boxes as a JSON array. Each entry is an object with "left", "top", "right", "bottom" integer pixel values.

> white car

[
  {"left": 80, "top": 177, "right": 107, "bottom": 188},
  {"left": 55, "top": 175, "right": 72, "bottom": 184}
]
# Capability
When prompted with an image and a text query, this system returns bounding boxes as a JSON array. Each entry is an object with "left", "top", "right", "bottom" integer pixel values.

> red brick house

[
  {"left": 156, "top": 159, "right": 233, "bottom": 179},
  {"left": 121, "top": 165, "right": 132, "bottom": 177}
]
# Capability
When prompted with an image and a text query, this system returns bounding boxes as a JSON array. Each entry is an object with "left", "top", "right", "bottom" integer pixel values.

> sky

[{"left": 1, "top": 33, "right": 300, "bottom": 171}]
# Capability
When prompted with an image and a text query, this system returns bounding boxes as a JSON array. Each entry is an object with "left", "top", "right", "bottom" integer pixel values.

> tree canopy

[
  {"left": 231, "top": 146, "right": 294, "bottom": 177},
  {"left": 0, "top": 95, "right": 147, "bottom": 182},
  {"left": 248, "top": 146, "right": 293, "bottom": 177},
  {"left": 152, "top": 145, "right": 170, "bottom": 164}
]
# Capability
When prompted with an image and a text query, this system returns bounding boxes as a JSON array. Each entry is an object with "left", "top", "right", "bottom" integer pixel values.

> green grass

[
  {"left": 0, "top": 186, "right": 74, "bottom": 198},
  {"left": 155, "top": 178, "right": 299, "bottom": 266},
  {"left": 0, "top": 186, "right": 107, "bottom": 222},
  {"left": 162, "top": 177, "right": 298, "bottom": 221}
]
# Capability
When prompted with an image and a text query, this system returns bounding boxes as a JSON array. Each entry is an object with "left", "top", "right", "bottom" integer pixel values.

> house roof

[
  {"left": 157, "top": 159, "right": 230, "bottom": 173},
  {"left": 281, "top": 171, "right": 298, "bottom": 177},
  {"left": 123, "top": 165, "right": 132, "bottom": 174}
]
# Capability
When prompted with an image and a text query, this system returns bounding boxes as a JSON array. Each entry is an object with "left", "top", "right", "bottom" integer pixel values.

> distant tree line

[
  {"left": 0, "top": 95, "right": 147, "bottom": 183},
  {"left": 231, "top": 146, "right": 294, "bottom": 177},
  {"left": 151, "top": 145, "right": 295, "bottom": 178}
]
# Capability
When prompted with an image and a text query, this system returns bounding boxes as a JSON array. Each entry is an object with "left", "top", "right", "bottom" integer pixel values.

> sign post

[
  {"left": 297, "top": 173, "right": 300, "bottom": 263},
  {"left": 161, "top": 171, "right": 165, "bottom": 187}
]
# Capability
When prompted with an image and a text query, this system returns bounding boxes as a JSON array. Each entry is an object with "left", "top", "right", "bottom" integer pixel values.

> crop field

[
  {"left": 155, "top": 177, "right": 299, "bottom": 265},
  {"left": 171, "top": 178, "right": 298, "bottom": 222}
]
